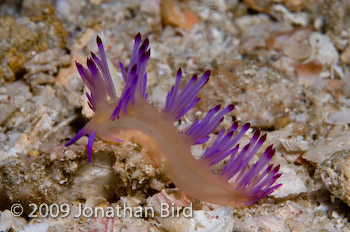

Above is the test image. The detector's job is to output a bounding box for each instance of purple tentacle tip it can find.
[135,32,141,43]
[65,127,86,147]
[96,35,102,45]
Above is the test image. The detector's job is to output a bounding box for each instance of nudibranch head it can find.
[65,33,150,163]
[65,33,282,206]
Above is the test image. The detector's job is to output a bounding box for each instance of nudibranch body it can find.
[65,33,282,207]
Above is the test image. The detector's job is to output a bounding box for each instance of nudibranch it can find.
[65,33,282,206]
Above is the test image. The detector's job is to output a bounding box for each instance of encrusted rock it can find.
[0,4,67,83]
[271,163,309,199]
[279,136,309,153]
[303,133,350,165]
[0,210,28,232]
[0,81,32,127]
[318,150,350,206]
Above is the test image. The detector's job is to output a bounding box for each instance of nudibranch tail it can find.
[65,33,282,206]
[202,127,283,203]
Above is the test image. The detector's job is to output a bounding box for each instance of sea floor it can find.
[0,0,350,231]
